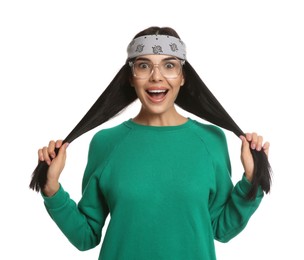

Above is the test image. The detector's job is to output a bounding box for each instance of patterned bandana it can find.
[127,35,187,60]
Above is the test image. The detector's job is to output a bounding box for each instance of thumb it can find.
[58,142,69,157]
[47,142,69,180]
[54,142,69,163]
[240,135,252,159]
[239,135,254,178]
[240,135,249,152]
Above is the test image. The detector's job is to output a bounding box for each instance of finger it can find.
[250,132,258,150]
[55,140,63,149]
[256,135,263,151]
[42,146,52,165]
[245,133,252,142]
[38,148,44,162]
[48,140,56,159]
[263,141,270,156]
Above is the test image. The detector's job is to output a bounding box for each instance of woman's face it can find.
[130,54,185,117]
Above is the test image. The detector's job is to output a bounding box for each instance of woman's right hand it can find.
[38,140,69,197]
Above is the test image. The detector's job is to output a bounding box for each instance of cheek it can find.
[132,80,147,97]
[132,78,144,90]
[170,78,184,91]
[174,74,184,87]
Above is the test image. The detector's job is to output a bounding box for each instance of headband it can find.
[127,35,187,60]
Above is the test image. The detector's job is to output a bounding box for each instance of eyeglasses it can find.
[129,58,185,79]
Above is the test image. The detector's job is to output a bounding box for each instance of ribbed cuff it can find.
[42,184,69,209]
[238,174,264,198]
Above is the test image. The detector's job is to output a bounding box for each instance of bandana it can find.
[127,35,187,60]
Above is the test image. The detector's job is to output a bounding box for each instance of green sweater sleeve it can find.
[42,134,110,251]
[211,175,263,242]
[200,124,264,242]
[43,183,109,251]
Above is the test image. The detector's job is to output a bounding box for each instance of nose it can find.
[150,65,163,81]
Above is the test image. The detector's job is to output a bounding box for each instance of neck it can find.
[132,108,188,126]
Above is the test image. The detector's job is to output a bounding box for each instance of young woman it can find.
[35,26,270,259]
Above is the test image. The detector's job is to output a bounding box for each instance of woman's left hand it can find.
[240,133,270,182]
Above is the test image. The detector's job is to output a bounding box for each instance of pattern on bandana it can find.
[152,45,163,54]
[169,43,178,52]
[135,44,144,53]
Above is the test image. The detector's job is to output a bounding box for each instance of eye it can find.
[164,62,175,69]
[135,62,151,70]
[163,61,179,71]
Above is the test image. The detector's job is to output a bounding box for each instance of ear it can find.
[129,77,134,87]
[180,76,185,87]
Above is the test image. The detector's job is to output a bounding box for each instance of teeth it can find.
[147,89,167,93]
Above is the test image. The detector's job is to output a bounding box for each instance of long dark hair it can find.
[29,26,271,200]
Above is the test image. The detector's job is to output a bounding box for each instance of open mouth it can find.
[146,89,169,99]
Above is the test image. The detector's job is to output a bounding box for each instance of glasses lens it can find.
[132,59,183,79]
[133,61,153,79]
[159,59,182,79]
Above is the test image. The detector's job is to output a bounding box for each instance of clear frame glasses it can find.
[129,58,185,79]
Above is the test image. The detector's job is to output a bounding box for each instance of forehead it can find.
[135,54,177,62]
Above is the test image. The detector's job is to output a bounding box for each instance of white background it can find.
[1,0,303,259]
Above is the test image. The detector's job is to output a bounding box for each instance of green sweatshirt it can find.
[43,119,263,260]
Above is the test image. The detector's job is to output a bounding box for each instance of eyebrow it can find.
[135,57,178,62]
